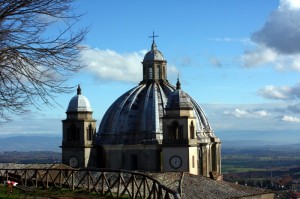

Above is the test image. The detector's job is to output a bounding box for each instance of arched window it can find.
[156,65,160,79]
[190,121,195,139]
[149,66,153,79]
[162,65,165,79]
[170,121,183,140]
[87,124,93,141]
[70,123,79,141]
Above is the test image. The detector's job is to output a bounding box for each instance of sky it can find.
[2,0,300,143]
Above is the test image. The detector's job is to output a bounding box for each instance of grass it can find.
[0,184,109,199]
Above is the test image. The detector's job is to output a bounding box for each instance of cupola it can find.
[141,32,167,83]
[166,78,193,110]
[67,85,93,112]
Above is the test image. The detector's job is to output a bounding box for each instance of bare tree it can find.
[0,0,87,122]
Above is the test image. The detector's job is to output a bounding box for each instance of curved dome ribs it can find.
[152,83,164,139]
[141,83,153,133]
[189,97,209,130]
[97,41,219,144]
[98,93,124,134]
[157,83,170,127]
[120,85,142,134]
[67,92,92,112]
[152,84,159,134]
[99,86,142,134]
[156,83,175,136]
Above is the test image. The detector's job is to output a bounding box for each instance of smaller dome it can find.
[67,85,93,112]
[143,41,165,61]
[166,79,193,109]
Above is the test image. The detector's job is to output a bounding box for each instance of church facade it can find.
[61,39,221,177]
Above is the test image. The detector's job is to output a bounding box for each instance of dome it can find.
[143,41,165,62]
[97,40,218,145]
[67,85,93,112]
[98,81,213,144]
[166,79,193,110]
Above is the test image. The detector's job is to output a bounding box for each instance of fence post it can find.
[46,170,49,189]
[101,172,105,195]
[132,174,135,199]
[5,170,8,182]
[23,170,26,186]
[88,171,91,191]
[59,170,62,187]
[143,177,146,199]
[35,169,38,188]
[71,170,75,190]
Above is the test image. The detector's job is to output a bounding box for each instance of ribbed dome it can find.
[67,85,93,112]
[97,40,218,145]
[143,41,165,61]
[98,81,213,144]
[166,79,193,110]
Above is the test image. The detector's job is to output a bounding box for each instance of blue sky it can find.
[2,0,300,143]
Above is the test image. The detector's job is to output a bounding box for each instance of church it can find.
[61,37,221,177]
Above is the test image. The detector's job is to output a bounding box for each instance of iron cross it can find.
[149,31,159,43]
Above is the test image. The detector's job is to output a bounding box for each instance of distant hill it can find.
[221,140,278,148]
[0,130,300,152]
[216,129,300,146]
[0,135,61,152]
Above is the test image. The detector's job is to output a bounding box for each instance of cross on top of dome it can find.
[143,32,164,62]
[149,31,158,43]
[149,31,159,50]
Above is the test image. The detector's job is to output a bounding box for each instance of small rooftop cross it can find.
[149,31,159,43]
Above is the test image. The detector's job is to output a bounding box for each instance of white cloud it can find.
[282,115,300,123]
[80,47,179,83]
[258,83,300,100]
[243,47,300,71]
[279,0,300,10]
[224,108,269,118]
[242,46,277,67]
[203,103,299,131]
[242,0,300,70]
[291,57,300,71]
[81,48,146,83]
[274,55,300,72]
[257,85,292,100]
